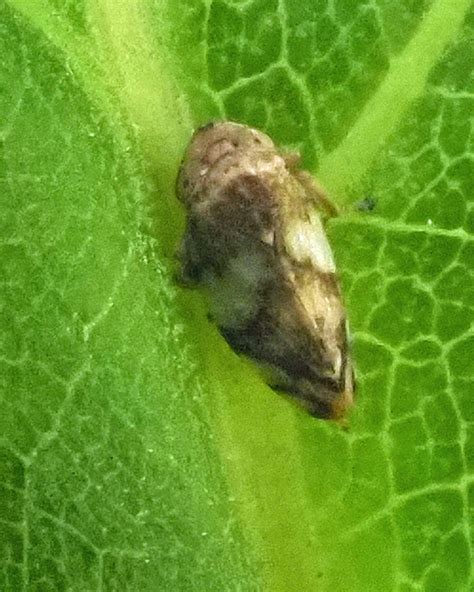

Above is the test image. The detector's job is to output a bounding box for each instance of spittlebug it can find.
[176,121,354,419]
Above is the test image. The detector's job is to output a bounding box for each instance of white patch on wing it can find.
[206,249,271,328]
[285,212,336,273]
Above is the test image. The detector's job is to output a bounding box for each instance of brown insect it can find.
[176,121,354,420]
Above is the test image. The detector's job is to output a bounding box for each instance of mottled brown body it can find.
[177,121,354,419]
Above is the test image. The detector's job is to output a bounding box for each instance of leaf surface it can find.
[1,1,473,590]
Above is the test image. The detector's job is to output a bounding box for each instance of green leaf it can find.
[1,1,472,591]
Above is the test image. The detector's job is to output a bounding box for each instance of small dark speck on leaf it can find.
[356,196,377,212]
